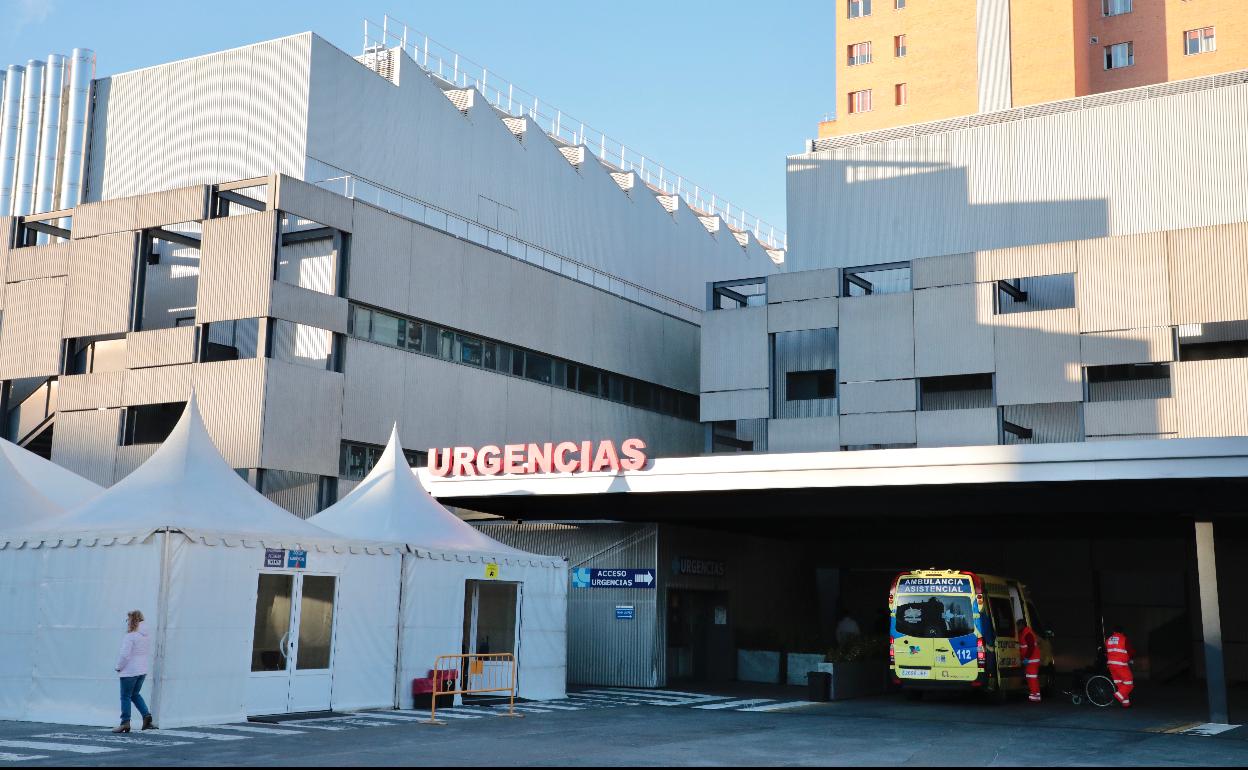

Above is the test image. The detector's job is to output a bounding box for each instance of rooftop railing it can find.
[316,174,702,324]
[361,14,787,253]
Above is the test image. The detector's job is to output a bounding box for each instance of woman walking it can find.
[113,610,156,733]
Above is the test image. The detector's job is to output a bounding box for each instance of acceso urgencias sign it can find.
[429,438,647,477]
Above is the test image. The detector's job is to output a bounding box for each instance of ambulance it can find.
[889,569,1054,700]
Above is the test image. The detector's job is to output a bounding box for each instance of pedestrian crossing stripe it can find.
[693,699,776,710]
[212,724,307,735]
[128,729,247,741]
[35,732,191,747]
[0,754,47,762]
[736,701,819,713]
[0,740,119,754]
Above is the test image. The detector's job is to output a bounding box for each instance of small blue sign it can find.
[571,568,656,589]
[287,550,307,569]
[616,605,635,621]
[265,548,285,568]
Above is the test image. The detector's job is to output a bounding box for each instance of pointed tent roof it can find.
[17,397,336,545]
[0,441,63,530]
[1,439,102,509]
[310,425,547,561]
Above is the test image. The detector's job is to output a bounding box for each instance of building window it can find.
[1185,27,1216,56]
[1086,364,1171,402]
[843,262,911,296]
[848,42,873,66]
[919,374,993,411]
[340,441,427,480]
[123,402,185,446]
[786,370,838,401]
[995,273,1076,314]
[1104,41,1134,70]
[895,82,908,106]
[67,335,127,375]
[1177,321,1248,361]
[895,0,905,8]
[848,89,873,114]
[848,0,872,19]
[895,34,907,57]
[1102,0,1132,16]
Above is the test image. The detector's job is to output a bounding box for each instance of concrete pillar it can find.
[1195,520,1229,724]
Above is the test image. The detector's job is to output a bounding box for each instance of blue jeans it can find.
[119,675,150,723]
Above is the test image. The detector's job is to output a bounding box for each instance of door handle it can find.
[279,631,291,663]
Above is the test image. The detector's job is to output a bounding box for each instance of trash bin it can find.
[807,671,832,702]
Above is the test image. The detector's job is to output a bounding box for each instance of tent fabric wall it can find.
[323,546,402,712]
[1,438,101,510]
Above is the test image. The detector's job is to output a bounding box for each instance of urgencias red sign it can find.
[428,438,647,477]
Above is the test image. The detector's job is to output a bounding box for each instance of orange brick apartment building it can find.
[820,0,1248,137]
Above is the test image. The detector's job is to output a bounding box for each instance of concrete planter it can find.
[736,649,782,684]
[817,660,888,700]
[786,653,826,686]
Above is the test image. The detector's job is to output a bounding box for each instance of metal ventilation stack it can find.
[0,48,95,221]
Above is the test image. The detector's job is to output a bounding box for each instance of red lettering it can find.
[428,448,452,477]
[620,438,648,471]
[503,444,526,475]
[591,440,621,473]
[578,441,593,473]
[554,441,579,473]
[452,446,476,477]
[527,442,554,474]
[476,445,502,475]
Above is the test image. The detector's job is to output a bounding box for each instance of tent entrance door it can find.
[461,580,521,696]
[247,573,339,715]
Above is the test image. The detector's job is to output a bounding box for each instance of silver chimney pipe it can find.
[0,65,24,215]
[12,59,45,216]
[58,48,93,211]
[33,53,67,222]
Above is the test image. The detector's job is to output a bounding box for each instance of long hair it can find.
[127,610,144,633]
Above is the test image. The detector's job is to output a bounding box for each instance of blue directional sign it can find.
[571,568,656,589]
[287,550,307,569]
[616,605,635,620]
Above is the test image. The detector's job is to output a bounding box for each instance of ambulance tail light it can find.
[889,639,895,664]
[976,638,986,668]
[976,593,984,612]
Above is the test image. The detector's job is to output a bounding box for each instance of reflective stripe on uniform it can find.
[1023,659,1040,664]
[1106,648,1128,654]
[1025,674,1038,678]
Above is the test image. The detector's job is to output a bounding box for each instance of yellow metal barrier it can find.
[424,653,522,725]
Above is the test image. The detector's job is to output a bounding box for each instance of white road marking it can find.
[591,688,712,698]
[1182,723,1242,737]
[0,740,119,754]
[693,699,776,710]
[581,689,678,701]
[430,710,483,720]
[35,732,190,747]
[271,720,351,731]
[211,724,307,735]
[736,701,819,713]
[522,702,583,711]
[351,712,428,722]
[134,729,247,741]
[651,697,736,707]
[0,753,48,762]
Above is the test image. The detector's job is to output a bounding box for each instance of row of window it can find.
[847,0,906,20]
[847,84,908,114]
[1105,27,1215,71]
[347,304,699,422]
[847,35,906,67]
[340,440,428,480]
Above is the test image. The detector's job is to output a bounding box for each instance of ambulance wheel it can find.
[905,689,924,701]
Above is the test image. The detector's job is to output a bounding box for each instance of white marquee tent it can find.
[1,438,102,510]
[0,399,401,727]
[310,427,568,706]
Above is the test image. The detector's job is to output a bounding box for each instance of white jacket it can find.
[116,622,151,677]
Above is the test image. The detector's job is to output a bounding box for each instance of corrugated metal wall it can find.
[975,0,1013,113]
[773,327,838,419]
[63,232,138,338]
[0,276,66,379]
[197,211,278,324]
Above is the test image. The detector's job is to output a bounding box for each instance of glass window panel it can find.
[553,360,567,388]
[511,348,525,377]
[577,368,600,396]
[371,312,401,346]
[295,576,336,670]
[438,329,455,360]
[483,342,497,370]
[525,352,552,383]
[458,334,483,366]
[251,574,294,672]
[406,321,423,351]
[349,306,371,338]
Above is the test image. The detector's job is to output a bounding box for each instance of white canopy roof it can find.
[310,426,546,561]
[16,398,337,546]
[1,439,101,509]
[0,441,62,529]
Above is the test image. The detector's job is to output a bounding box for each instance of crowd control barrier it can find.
[423,653,522,725]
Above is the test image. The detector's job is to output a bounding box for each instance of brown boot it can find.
[142,714,156,730]
[112,721,130,733]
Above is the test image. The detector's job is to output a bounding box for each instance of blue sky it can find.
[0,0,834,234]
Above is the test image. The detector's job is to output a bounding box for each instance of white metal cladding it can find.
[112,443,159,483]
[840,379,916,415]
[71,197,139,239]
[767,415,840,453]
[767,269,839,303]
[838,293,915,383]
[993,308,1083,405]
[772,327,838,419]
[701,388,770,422]
[788,79,1248,272]
[701,307,768,392]
[133,186,211,231]
[1172,359,1248,438]
[4,241,70,281]
[1001,402,1084,445]
[86,35,312,201]
[303,39,775,309]
[975,240,1077,283]
[275,175,353,233]
[1076,231,1171,333]
[975,0,1013,113]
[913,283,996,377]
[0,276,66,380]
[1084,398,1178,438]
[121,363,193,406]
[57,371,125,411]
[1168,221,1248,325]
[1080,327,1174,366]
[269,280,348,334]
[192,358,267,468]
[49,407,121,486]
[125,326,197,369]
[913,253,975,289]
[348,200,413,311]
[63,232,138,338]
[196,210,278,324]
[916,408,999,448]
[261,359,342,475]
[839,411,917,446]
[767,297,838,334]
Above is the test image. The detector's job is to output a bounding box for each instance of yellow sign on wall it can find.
[485,562,500,579]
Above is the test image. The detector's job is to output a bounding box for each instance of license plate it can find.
[899,668,930,679]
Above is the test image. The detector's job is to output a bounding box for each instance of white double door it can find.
[248,572,338,715]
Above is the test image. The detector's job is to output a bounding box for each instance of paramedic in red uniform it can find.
[1016,619,1042,703]
[1105,624,1135,708]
